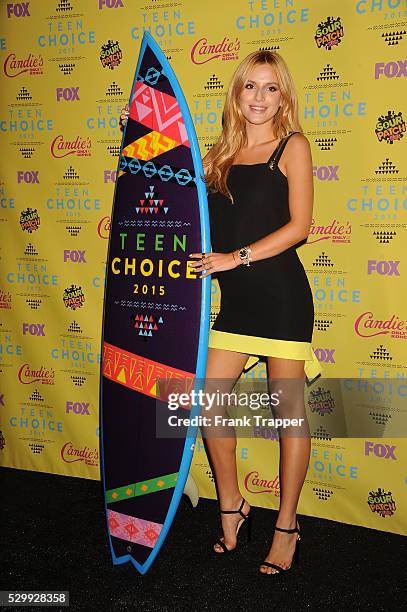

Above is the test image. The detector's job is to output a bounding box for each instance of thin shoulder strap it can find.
[267,131,300,168]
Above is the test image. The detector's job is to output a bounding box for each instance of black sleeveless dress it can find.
[207,132,321,382]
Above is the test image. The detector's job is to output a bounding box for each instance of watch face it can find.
[239,248,248,258]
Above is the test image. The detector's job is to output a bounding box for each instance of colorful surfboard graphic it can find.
[100,32,210,575]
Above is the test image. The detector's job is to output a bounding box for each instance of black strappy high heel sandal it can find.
[213,498,252,554]
[259,521,301,574]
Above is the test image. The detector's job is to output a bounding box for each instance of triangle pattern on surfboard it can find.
[129,81,190,146]
[136,100,152,122]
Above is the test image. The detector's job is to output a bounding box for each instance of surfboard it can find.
[99,31,210,575]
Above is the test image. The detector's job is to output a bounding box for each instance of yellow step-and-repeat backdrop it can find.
[0,0,406,535]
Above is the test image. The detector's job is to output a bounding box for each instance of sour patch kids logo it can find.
[100,40,122,69]
[368,488,396,517]
[20,208,40,233]
[63,284,85,310]
[375,110,405,143]
[315,16,344,50]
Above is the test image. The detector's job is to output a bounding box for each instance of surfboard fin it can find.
[183,473,199,508]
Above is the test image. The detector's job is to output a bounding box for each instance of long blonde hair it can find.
[203,50,302,202]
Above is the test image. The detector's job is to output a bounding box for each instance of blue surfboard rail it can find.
[99,31,211,575]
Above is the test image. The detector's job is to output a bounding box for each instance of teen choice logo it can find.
[375,110,406,144]
[63,284,85,310]
[367,488,396,518]
[100,40,122,69]
[20,207,40,233]
[315,16,344,50]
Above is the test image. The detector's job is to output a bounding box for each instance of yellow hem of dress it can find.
[208,329,322,383]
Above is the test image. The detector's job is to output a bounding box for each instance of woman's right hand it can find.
[120,104,129,129]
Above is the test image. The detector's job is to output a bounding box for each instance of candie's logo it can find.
[368,488,396,517]
[375,110,406,143]
[100,40,122,69]
[3,52,43,77]
[18,364,55,385]
[51,135,91,158]
[308,218,351,244]
[354,312,406,339]
[0,289,12,310]
[20,207,40,233]
[97,216,111,239]
[61,442,99,466]
[244,471,280,496]
[63,284,85,310]
[191,36,240,65]
[315,16,344,50]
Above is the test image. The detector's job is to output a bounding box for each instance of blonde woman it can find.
[120,50,321,575]
[188,50,322,575]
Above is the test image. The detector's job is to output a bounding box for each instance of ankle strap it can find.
[220,497,247,519]
[275,526,299,534]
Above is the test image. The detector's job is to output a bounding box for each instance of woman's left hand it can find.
[188,251,238,279]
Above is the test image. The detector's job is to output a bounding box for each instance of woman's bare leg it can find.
[201,347,250,552]
[260,357,309,574]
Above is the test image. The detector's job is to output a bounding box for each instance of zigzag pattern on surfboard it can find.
[103,341,195,399]
[122,130,179,162]
[129,81,190,146]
